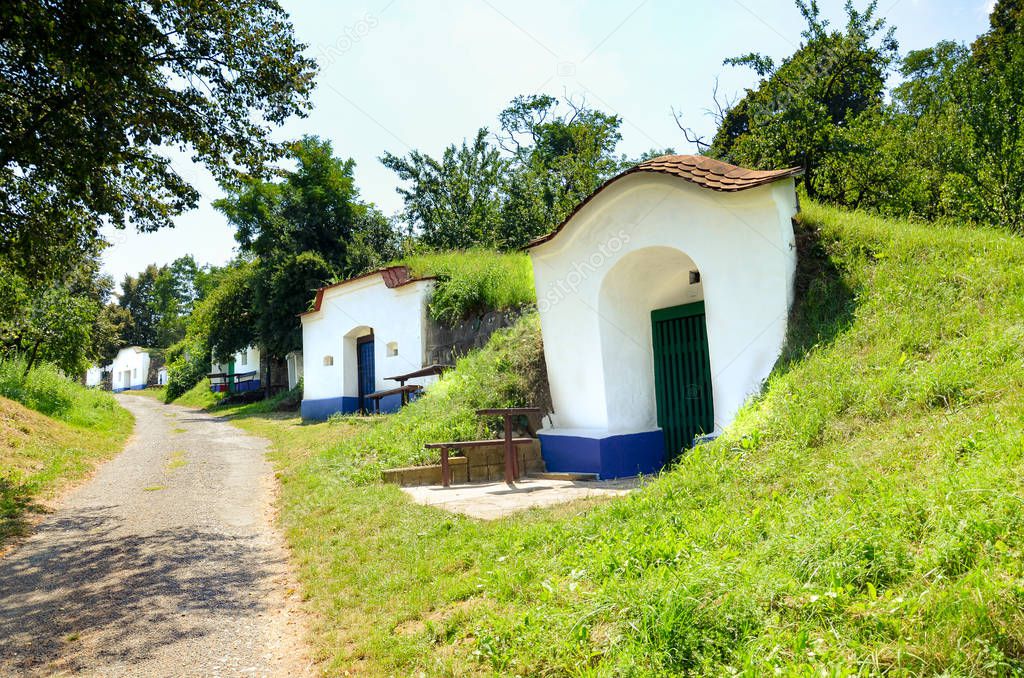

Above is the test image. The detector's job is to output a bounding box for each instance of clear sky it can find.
[99,0,994,286]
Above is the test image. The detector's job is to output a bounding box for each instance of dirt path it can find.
[0,395,312,677]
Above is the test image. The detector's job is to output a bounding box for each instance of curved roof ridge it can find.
[300,265,436,317]
[526,155,801,249]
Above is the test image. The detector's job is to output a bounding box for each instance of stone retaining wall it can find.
[424,309,521,366]
[381,440,545,486]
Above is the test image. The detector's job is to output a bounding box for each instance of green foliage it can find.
[702,0,1024,232]
[381,129,506,250]
[0,0,317,288]
[383,94,628,250]
[215,136,402,361]
[709,0,898,198]
[0,253,116,375]
[397,249,535,324]
[164,261,257,399]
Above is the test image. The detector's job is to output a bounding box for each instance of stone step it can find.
[529,472,600,482]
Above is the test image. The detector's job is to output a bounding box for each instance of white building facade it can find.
[85,365,104,388]
[300,266,438,420]
[528,155,800,478]
[209,345,261,393]
[110,347,151,393]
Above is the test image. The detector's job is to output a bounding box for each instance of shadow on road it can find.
[0,505,281,674]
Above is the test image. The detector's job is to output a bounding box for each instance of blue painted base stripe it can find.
[539,430,665,479]
[301,396,360,420]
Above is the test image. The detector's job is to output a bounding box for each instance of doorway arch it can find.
[597,246,710,449]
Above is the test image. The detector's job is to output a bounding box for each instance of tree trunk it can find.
[24,339,41,376]
[264,354,272,399]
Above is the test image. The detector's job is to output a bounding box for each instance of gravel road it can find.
[0,395,312,677]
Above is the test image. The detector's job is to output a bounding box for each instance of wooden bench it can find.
[425,407,542,486]
[364,384,422,413]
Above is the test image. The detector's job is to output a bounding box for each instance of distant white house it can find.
[157,366,169,386]
[300,266,439,420]
[209,345,261,393]
[85,365,104,388]
[110,347,152,393]
[285,350,303,390]
[527,155,801,478]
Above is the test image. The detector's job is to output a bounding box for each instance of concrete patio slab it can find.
[401,476,642,520]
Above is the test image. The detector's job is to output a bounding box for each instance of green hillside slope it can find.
[0,362,133,544]
[231,201,1024,675]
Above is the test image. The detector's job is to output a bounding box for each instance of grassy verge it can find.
[120,386,167,401]
[220,202,1024,675]
[0,361,133,544]
[169,377,225,409]
[397,249,535,323]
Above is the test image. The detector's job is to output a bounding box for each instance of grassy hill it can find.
[221,201,1024,675]
[0,362,133,544]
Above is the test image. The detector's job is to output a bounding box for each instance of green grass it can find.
[220,202,1024,675]
[0,360,133,544]
[121,385,167,401]
[170,377,225,409]
[396,249,535,323]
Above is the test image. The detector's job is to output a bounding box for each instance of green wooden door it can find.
[651,301,714,459]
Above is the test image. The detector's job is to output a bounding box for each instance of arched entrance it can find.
[598,246,713,459]
[343,326,374,412]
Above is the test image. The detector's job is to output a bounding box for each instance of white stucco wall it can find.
[210,345,260,375]
[285,351,303,390]
[110,347,151,391]
[530,173,798,436]
[85,366,103,388]
[301,278,437,402]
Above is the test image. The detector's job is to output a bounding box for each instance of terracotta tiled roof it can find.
[526,155,801,249]
[300,266,434,317]
[634,155,802,191]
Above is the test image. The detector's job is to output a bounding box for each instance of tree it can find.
[381,129,507,249]
[497,95,624,241]
[952,0,1024,231]
[214,137,398,390]
[0,253,114,375]
[382,95,626,250]
[117,265,161,347]
[0,0,317,286]
[702,0,898,199]
[165,261,257,400]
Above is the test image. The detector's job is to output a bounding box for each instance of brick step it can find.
[529,472,600,482]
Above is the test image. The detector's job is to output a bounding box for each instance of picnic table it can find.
[425,406,542,486]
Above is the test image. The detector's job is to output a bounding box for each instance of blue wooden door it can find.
[357,336,375,412]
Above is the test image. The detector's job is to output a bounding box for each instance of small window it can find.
[323,355,334,366]
[387,342,399,357]
[132,369,137,379]
[240,351,247,366]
